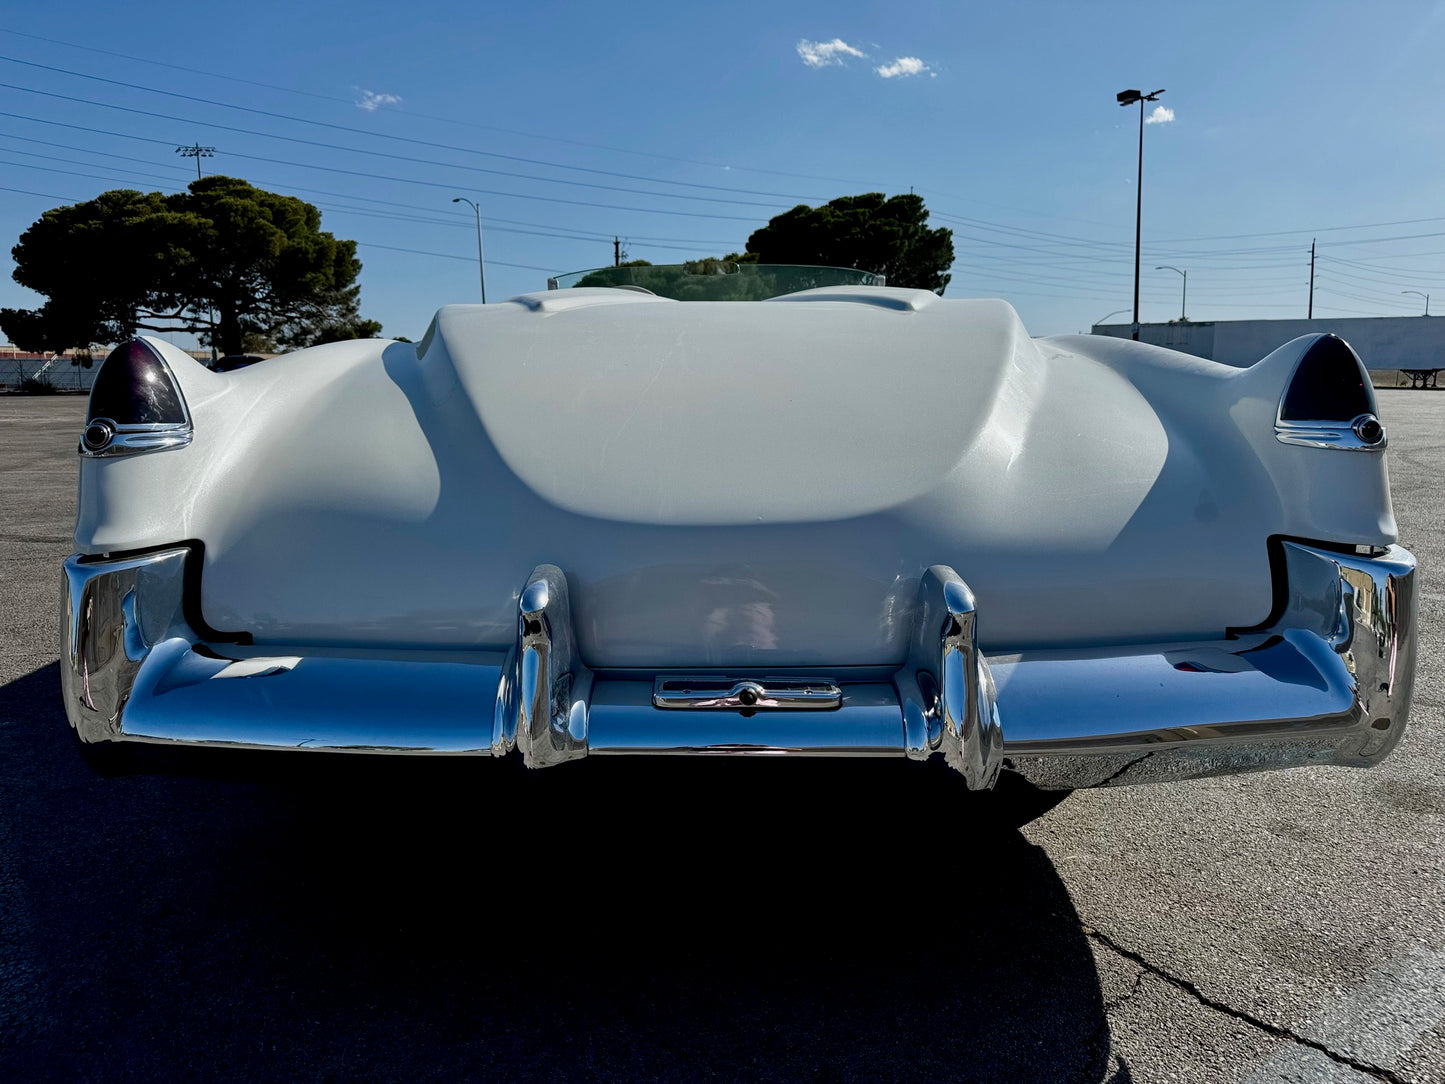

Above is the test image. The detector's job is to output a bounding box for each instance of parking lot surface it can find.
[2,392,1443,1082]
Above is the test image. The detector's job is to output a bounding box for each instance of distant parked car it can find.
[60,264,1417,827]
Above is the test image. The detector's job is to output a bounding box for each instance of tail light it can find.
[1274,334,1385,451]
[79,339,192,457]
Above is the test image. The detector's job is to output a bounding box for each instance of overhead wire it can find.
[0,59,819,206]
[0,128,742,247]
[0,140,741,253]
[0,108,765,222]
[0,63,1440,318]
[0,25,900,190]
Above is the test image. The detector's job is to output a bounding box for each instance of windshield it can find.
[546,261,885,301]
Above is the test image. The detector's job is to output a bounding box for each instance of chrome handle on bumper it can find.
[652,678,842,711]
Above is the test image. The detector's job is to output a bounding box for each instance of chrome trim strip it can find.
[1275,414,1387,452]
[78,422,193,458]
[892,565,1004,789]
[652,677,842,711]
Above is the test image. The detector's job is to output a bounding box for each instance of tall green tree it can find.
[1,177,381,355]
[745,193,954,294]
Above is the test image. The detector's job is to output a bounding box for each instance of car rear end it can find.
[62,290,1417,791]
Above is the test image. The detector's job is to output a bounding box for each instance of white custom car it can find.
[61,263,1417,823]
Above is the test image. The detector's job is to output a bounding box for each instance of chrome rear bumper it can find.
[61,541,1416,790]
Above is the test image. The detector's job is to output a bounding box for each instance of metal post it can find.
[1155,265,1187,321]
[1133,100,1144,341]
[451,197,487,303]
[1309,239,1316,319]
[1118,88,1164,341]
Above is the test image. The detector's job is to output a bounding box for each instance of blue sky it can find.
[3,0,1445,341]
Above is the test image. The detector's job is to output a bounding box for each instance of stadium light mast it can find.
[1403,290,1430,316]
[175,143,215,179]
[1156,265,1187,321]
[451,197,487,304]
[1117,88,1165,341]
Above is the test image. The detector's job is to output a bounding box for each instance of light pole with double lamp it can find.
[1117,87,1165,340]
[1156,265,1187,321]
[452,197,487,303]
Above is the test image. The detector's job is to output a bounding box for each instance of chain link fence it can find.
[0,357,99,392]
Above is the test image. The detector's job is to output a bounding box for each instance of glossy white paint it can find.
[73,289,1397,667]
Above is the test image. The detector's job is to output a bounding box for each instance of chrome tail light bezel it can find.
[1274,334,1386,452]
[79,339,193,458]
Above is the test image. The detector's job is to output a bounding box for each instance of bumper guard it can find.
[61,541,1416,789]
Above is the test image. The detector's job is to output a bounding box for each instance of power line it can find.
[8,84,1441,272]
[0,151,684,252]
[0,81,793,211]
[354,242,555,273]
[0,55,826,204]
[0,25,899,190]
[0,141,741,253]
[0,108,765,221]
[9,37,1445,269]
[0,129,743,247]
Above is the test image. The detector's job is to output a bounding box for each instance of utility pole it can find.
[614,237,621,267]
[1308,238,1316,319]
[175,143,215,179]
[1116,88,1166,341]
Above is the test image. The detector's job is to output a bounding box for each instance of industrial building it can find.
[1093,315,1445,384]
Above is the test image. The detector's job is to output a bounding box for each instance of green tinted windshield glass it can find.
[547,262,885,301]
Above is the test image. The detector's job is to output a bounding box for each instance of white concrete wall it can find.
[1092,316,1445,370]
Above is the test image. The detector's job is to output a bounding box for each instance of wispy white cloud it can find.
[876,56,932,79]
[355,89,403,113]
[1145,104,1175,124]
[797,38,866,67]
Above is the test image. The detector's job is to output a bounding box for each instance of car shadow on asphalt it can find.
[3,662,1129,1082]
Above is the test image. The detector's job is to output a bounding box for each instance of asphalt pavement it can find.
[2,392,1442,1083]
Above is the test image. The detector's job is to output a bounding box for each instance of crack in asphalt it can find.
[1085,927,1409,1083]
[1081,964,1148,1083]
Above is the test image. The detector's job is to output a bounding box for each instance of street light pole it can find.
[1117,88,1165,341]
[1094,308,1131,328]
[1403,290,1430,316]
[1156,265,1187,321]
[451,197,487,303]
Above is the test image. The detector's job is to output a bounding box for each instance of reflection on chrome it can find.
[1275,415,1388,452]
[78,420,193,458]
[60,541,1416,790]
[514,564,592,768]
[893,565,1004,789]
[653,677,842,711]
